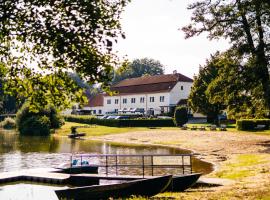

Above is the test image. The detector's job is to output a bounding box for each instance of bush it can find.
[174,106,188,127]
[237,119,270,130]
[64,115,175,127]
[16,103,64,135]
[0,117,16,129]
[19,115,51,135]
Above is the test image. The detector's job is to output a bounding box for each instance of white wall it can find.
[83,81,193,115]
[103,92,170,115]
[83,106,104,115]
[169,82,192,105]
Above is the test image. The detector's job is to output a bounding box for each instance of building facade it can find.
[84,73,193,115]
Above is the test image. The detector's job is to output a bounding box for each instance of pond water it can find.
[0,129,213,200]
[0,183,65,200]
[0,129,212,174]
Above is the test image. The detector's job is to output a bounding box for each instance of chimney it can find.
[173,70,177,74]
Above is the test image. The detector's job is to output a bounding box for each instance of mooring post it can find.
[182,155,185,174]
[151,155,154,176]
[105,155,108,175]
[142,155,145,178]
[190,155,192,174]
[116,155,118,176]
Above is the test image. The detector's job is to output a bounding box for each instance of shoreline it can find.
[90,129,270,199]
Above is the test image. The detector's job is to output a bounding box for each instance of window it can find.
[107,99,111,104]
[150,97,155,102]
[131,98,136,103]
[98,110,102,114]
[123,98,127,104]
[115,99,119,104]
[93,110,96,114]
[181,86,184,90]
[140,97,145,103]
[115,109,118,113]
[160,96,165,102]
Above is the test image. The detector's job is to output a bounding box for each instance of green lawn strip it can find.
[55,122,178,137]
[212,154,269,180]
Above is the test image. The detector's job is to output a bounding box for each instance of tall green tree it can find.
[0,0,129,110]
[113,58,165,84]
[183,0,270,112]
[188,52,225,123]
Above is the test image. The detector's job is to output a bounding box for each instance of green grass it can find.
[55,122,178,137]
[213,154,269,180]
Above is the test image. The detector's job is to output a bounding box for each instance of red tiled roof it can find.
[110,73,193,95]
[113,73,193,87]
[86,93,104,107]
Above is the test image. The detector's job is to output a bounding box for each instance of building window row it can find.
[107,96,165,104]
[91,110,102,114]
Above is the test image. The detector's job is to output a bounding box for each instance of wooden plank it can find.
[72,174,159,180]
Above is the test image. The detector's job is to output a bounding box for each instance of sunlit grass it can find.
[213,154,269,180]
[55,122,178,137]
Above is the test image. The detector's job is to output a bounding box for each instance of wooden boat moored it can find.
[55,175,172,200]
[167,173,202,192]
[68,133,86,139]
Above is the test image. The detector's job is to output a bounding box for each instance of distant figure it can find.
[71,127,77,135]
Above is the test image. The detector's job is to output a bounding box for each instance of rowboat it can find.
[68,133,86,139]
[167,173,201,192]
[55,175,172,200]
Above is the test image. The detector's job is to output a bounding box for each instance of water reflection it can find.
[0,183,66,200]
[0,129,213,174]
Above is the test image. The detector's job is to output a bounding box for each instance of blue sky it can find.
[115,0,229,78]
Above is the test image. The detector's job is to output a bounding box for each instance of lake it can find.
[0,129,213,199]
[0,129,212,174]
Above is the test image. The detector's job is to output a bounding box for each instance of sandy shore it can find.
[94,129,270,165]
[93,129,270,199]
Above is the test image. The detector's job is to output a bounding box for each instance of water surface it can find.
[0,129,212,174]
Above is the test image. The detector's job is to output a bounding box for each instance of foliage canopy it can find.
[0,0,129,110]
[113,58,165,84]
[183,0,270,117]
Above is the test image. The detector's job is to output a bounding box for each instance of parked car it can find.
[99,115,109,119]
[106,116,118,119]
[115,116,130,120]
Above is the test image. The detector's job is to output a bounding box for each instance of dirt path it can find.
[93,130,270,199]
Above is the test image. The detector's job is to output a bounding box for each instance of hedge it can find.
[237,119,270,130]
[63,115,175,127]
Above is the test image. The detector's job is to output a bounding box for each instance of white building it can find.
[84,73,193,115]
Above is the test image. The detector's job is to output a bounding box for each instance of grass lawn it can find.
[128,153,270,200]
[55,122,179,137]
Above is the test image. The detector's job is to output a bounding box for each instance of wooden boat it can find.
[68,133,86,139]
[166,173,202,192]
[55,175,172,200]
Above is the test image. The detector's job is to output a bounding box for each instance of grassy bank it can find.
[56,121,270,199]
[55,122,178,137]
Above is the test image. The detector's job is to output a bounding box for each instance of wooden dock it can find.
[0,168,155,186]
[0,168,70,184]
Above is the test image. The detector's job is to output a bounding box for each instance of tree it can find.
[188,52,225,123]
[183,0,270,113]
[174,106,188,127]
[0,0,129,110]
[113,58,165,83]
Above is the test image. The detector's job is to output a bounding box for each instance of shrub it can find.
[0,117,16,129]
[16,103,64,135]
[63,115,175,127]
[19,115,51,135]
[237,119,270,130]
[174,106,188,127]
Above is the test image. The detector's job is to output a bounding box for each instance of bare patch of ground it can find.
[93,130,270,199]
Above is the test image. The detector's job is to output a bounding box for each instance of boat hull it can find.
[167,173,201,192]
[55,175,172,200]
[68,133,86,139]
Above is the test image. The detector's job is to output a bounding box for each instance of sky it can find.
[115,0,230,78]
